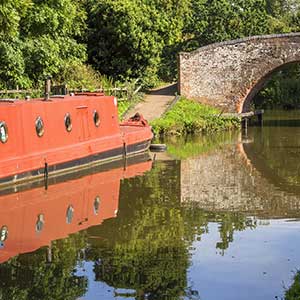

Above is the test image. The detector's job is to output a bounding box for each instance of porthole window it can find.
[66,205,74,224]
[0,226,8,242]
[36,214,45,233]
[93,110,100,127]
[35,117,44,137]
[64,113,72,132]
[93,196,100,215]
[0,122,8,143]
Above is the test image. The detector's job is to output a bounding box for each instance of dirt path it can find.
[123,83,177,121]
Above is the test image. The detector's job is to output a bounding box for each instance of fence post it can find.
[44,76,51,101]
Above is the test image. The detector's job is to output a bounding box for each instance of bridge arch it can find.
[241,61,299,112]
[179,33,300,113]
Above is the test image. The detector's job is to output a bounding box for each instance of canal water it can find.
[0,110,300,300]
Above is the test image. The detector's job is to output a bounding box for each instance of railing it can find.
[68,79,142,101]
[0,79,142,101]
[0,79,143,120]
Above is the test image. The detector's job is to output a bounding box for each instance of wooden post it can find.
[46,244,52,263]
[62,84,68,95]
[44,76,51,100]
[242,117,248,136]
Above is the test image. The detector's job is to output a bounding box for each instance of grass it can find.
[150,97,240,136]
[117,91,144,120]
[118,100,131,118]
[285,271,300,300]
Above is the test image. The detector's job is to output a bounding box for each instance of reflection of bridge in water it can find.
[0,154,152,263]
[180,133,300,218]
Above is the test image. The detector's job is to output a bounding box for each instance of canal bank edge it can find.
[150,97,240,136]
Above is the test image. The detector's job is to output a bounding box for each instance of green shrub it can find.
[151,98,240,136]
[55,62,102,91]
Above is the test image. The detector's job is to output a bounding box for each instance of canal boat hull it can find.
[0,93,153,188]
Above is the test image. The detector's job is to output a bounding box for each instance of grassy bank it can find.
[151,98,240,136]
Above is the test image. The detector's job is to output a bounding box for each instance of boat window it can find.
[35,117,44,137]
[0,226,8,242]
[93,110,100,127]
[64,113,72,132]
[93,196,100,215]
[66,205,74,224]
[0,122,8,143]
[36,214,45,233]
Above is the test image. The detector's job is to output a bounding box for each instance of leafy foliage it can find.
[0,0,87,89]
[184,0,269,50]
[86,0,190,85]
[0,39,30,88]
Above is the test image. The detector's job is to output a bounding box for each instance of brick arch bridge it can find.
[178,33,300,113]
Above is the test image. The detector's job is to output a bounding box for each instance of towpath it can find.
[123,83,177,121]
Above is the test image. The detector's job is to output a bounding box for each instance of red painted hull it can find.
[0,154,152,263]
[0,94,153,186]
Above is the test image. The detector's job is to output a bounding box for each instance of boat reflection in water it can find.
[0,153,152,264]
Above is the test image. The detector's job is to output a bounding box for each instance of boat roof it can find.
[0,93,112,106]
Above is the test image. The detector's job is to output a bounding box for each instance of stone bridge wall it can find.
[179,33,300,113]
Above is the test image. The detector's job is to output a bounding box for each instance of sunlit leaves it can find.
[0,0,32,39]
[184,0,269,48]
[0,0,87,88]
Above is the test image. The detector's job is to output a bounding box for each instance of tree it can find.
[183,0,269,50]
[87,0,190,85]
[0,0,87,88]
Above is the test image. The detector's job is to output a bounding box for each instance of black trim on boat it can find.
[0,139,152,194]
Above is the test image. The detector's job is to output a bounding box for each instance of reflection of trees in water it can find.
[214,212,256,254]
[86,161,256,299]
[0,233,87,300]
[183,206,257,254]
[245,121,300,190]
[87,161,189,299]
[91,207,189,300]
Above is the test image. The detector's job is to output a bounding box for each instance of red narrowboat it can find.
[0,153,152,263]
[0,91,153,188]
